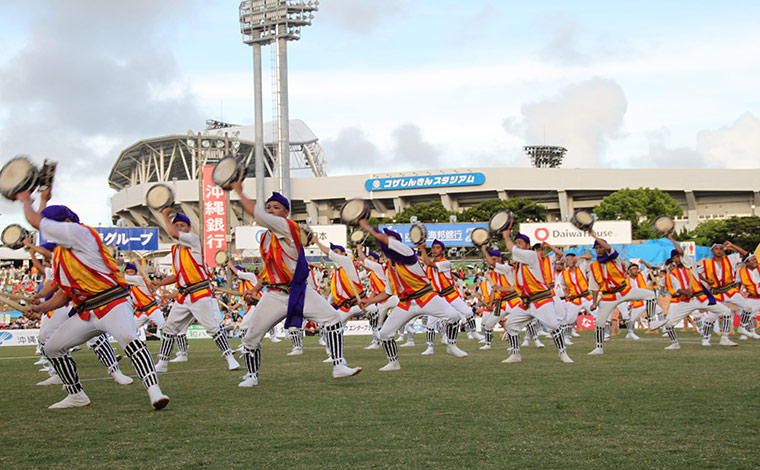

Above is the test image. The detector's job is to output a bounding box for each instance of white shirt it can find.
[384,238,426,296]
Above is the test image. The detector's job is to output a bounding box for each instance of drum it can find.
[0,156,39,201]
[652,215,675,236]
[214,250,229,266]
[470,227,490,247]
[212,156,245,190]
[339,199,371,226]
[488,210,514,234]
[409,223,427,245]
[299,223,314,247]
[38,159,57,189]
[1,224,30,250]
[349,229,367,245]
[570,209,596,231]
[145,184,174,211]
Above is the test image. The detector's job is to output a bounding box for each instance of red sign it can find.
[202,165,226,267]
[576,314,596,330]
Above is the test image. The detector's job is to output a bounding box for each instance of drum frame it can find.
[339,199,371,226]
[409,223,427,246]
[570,209,596,232]
[652,215,675,236]
[1,224,31,250]
[0,156,40,201]
[470,227,490,247]
[299,223,315,247]
[349,229,368,245]
[214,250,230,266]
[212,156,244,190]
[145,184,175,211]
[488,210,514,234]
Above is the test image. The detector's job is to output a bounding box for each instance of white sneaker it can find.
[502,354,522,363]
[626,331,641,340]
[225,354,241,370]
[49,391,91,409]
[665,343,681,350]
[234,344,244,354]
[604,335,611,341]
[286,348,304,356]
[111,370,134,385]
[333,363,362,379]
[739,335,748,341]
[571,331,581,337]
[661,333,669,337]
[537,330,550,337]
[445,344,468,358]
[238,374,258,387]
[701,339,711,347]
[268,336,282,343]
[364,343,380,350]
[420,346,435,356]
[318,338,327,346]
[468,331,485,341]
[534,340,545,349]
[155,360,169,373]
[147,384,170,410]
[323,357,333,363]
[521,338,530,347]
[587,347,604,355]
[559,352,574,363]
[39,366,51,373]
[33,358,46,365]
[37,375,62,386]
[169,354,188,363]
[719,337,738,347]
[379,361,401,372]
[565,338,574,346]
[479,344,492,350]
[399,341,416,348]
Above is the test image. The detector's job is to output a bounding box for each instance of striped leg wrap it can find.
[324,323,346,366]
[484,328,493,346]
[91,334,119,373]
[740,311,752,329]
[665,326,678,344]
[48,353,82,395]
[595,326,605,349]
[720,315,731,334]
[382,339,398,363]
[239,328,247,340]
[288,328,303,349]
[507,332,520,355]
[626,319,636,331]
[368,310,379,330]
[526,321,538,340]
[212,328,233,356]
[124,340,158,388]
[645,298,657,319]
[604,321,611,338]
[466,316,477,332]
[702,321,715,341]
[425,327,435,346]
[158,333,176,361]
[176,333,188,354]
[445,321,459,344]
[243,346,261,379]
[551,328,566,354]
[406,322,416,342]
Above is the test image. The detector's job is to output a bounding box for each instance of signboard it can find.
[379,223,487,247]
[95,228,159,251]
[679,241,696,258]
[518,221,632,245]
[365,172,485,192]
[234,224,348,257]
[202,165,227,267]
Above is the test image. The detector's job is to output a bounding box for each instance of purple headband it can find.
[377,228,417,265]
[593,239,606,248]
[173,213,191,226]
[124,263,138,272]
[330,243,346,254]
[266,191,290,211]
[40,205,79,223]
[235,265,246,271]
[368,251,380,260]
[40,242,57,252]
[513,232,530,245]
[432,239,445,249]
[383,228,402,241]
[487,249,502,258]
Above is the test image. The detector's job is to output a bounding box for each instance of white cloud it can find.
[697,112,760,168]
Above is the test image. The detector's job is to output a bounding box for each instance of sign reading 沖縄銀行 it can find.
[94,228,159,251]
[365,172,485,191]
[518,221,632,245]
[379,223,488,247]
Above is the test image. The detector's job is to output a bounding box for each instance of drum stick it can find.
[0,294,32,316]
[215,286,243,297]
[3,292,35,303]
[131,257,156,294]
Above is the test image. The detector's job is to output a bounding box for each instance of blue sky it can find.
[0,1,759,226]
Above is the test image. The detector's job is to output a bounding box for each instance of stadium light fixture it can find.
[523,145,567,168]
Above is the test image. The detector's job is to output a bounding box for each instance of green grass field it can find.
[1,330,759,470]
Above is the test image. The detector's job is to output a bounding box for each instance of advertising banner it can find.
[95,228,159,251]
[379,223,488,247]
[365,172,485,191]
[202,165,227,267]
[518,221,632,245]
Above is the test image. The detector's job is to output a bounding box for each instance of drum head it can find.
[574,210,594,226]
[1,224,26,249]
[653,216,674,235]
[409,223,427,245]
[340,199,369,225]
[212,157,243,189]
[349,230,366,244]
[470,227,490,246]
[214,250,229,266]
[299,224,314,246]
[0,157,37,200]
[488,210,513,233]
[146,184,173,210]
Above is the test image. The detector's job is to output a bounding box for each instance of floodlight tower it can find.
[239,0,318,201]
[523,145,567,168]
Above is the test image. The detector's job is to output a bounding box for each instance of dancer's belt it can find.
[567,290,591,301]
[75,285,130,313]
[337,291,366,309]
[438,285,456,297]
[603,282,628,295]
[136,299,157,313]
[499,291,519,302]
[399,285,434,302]
[247,297,260,306]
[177,280,211,296]
[690,290,708,298]
[711,283,736,295]
[264,282,291,294]
[521,289,553,306]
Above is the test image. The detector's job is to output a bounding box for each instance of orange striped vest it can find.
[130,283,158,317]
[171,242,211,303]
[514,262,552,308]
[590,259,631,301]
[258,220,302,285]
[426,258,459,302]
[738,267,760,298]
[665,267,707,303]
[330,267,363,311]
[702,257,739,300]
[562,267,591,305]
[386,260,436,311]
[629,273,649,308]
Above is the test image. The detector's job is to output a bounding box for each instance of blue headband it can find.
[173,213,191,225]
[330,243,346,254]
[514,232,530,245]
[670,249,680,258]
[40,205,79,223]
[487,249,502,258]
[432,239,445,249]
[266,191,290,211]
[40,242,57,252]
[124,263,138,272]
[368,250,380,260]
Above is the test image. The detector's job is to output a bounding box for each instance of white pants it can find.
[240,305,257,331]
[376,295,399,325]
[719,292,751,314]
[617,303,658,324]
[448,296,473,321]
[134,309,166,331]
[38,305,73,345]
[747,298,760,315]
[596,288,655,325]
[553,295,567,324]
[163,296,223,336]
[241,288,340,349]
[505,302,559,334]
[564,297,596,324]
[43,302,138,358]
[378,296,459,341]
[338,304,368,324]
[482,303,521,330]
[665,299,730,328]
